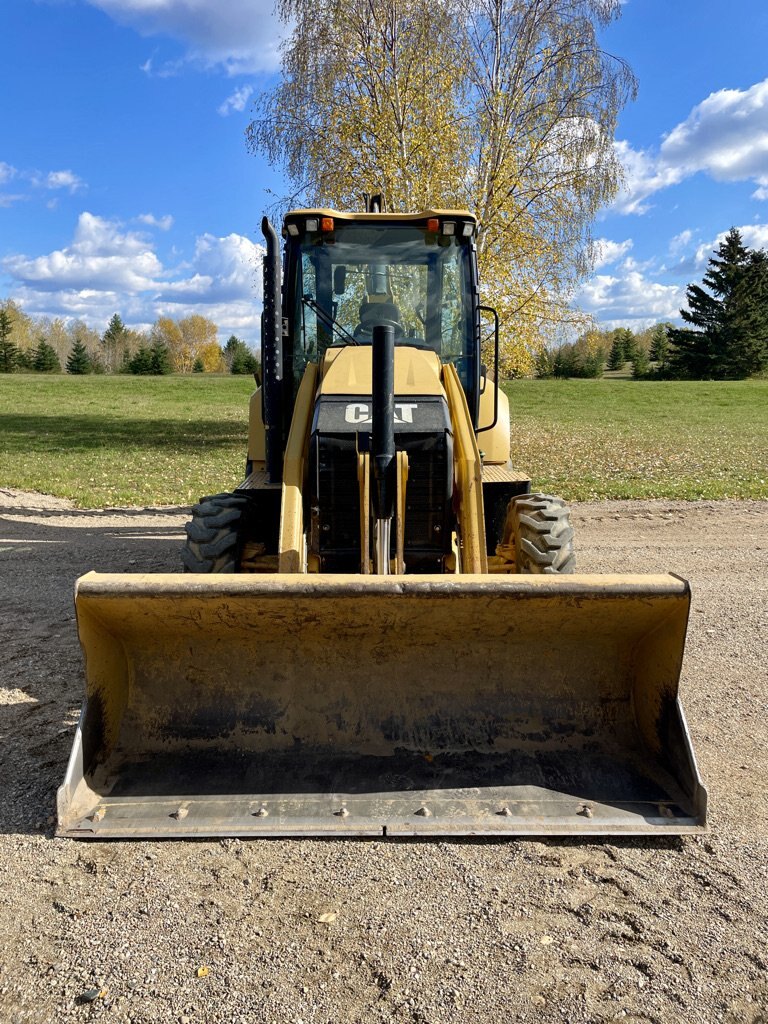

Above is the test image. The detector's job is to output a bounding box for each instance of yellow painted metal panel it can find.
[442,363,487,572]
[320,345,443,397]
[478,382,511,464]
[278,363,318,573]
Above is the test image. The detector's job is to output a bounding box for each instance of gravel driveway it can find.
[0,491,766,1024]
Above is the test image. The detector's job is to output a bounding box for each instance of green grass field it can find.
[502,378,768,500]
[1,374,766,506]
[0,374,255,507]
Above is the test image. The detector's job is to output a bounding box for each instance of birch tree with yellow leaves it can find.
[248,0,635,375]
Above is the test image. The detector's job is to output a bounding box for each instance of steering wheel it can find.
[368,317,403,334]
[356,318,405,340]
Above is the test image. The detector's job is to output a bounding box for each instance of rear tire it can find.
[503,493,575,573]
[181,491,250,573]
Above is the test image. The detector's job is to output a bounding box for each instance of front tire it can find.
[501,493,576,573]
[181,491,250,573]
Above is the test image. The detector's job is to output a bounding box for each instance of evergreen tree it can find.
[231,348,260,375]
[192,357,205,373]
[649,323,671,366]
[66,338,93,375]
[0,309,20,372]
[619,327,638,362]
[729,249,768,377]
[225,334,260,375]
[631,350,649,379]
[669,228,768,378]
[534,348,555,379]
[223,334,244,370]
[150,337,172,375]
[607,333,626,370]
[32,338,61,372]
[102,313,129,373]
[552,345,577,378]
[128,345,154,375]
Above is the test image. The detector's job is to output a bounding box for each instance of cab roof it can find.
[284,208,477,225]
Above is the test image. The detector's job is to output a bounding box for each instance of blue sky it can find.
[1,0,768,346]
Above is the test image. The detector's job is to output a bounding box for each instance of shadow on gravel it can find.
[0,509,186,838]
[1,503,191,518]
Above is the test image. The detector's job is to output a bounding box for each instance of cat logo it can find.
[344,402,418,425]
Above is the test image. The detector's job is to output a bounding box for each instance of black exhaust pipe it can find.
[371,324,395,572]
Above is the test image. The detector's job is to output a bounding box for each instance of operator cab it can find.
[279,210,481,426]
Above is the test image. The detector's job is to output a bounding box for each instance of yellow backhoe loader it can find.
[57,200,707,838]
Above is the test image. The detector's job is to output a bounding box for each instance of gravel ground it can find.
[0,490,766,1024]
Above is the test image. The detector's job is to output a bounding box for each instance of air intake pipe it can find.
[371,324,395,574]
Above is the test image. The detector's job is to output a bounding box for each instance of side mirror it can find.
[477,306,499,434]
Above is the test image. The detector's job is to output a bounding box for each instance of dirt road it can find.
[0,492,766,1024]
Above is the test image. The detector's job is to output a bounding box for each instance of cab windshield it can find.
[291,222,474,389]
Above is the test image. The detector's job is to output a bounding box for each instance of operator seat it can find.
[354,299,404,340]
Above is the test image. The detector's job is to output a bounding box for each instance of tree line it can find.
[537,228,768,381]
[535,323,671,380]
[0,303,260,377]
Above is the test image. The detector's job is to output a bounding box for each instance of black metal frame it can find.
[476,304,499,434]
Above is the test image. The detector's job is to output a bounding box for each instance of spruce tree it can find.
[231,348,259,375]
[729,249,768,377]
[620,328,638,362]
[631,350,649,379]
[225,335,259,374]
[128,345,153,375]
[0,309,20,372]
[102,313,128,373]
[669,228,768,378]
[649,323,671,366]
[608,333,626,370]
[534,348,555,379]
[33,338,61,372]
[66,338,92,374]
[150,338,171,375]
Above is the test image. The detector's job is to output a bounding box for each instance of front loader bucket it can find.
[57,573,707,838]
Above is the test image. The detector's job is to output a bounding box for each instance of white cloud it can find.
[42,170,86,192]
[575,269,685,325]
[157,232,263,305]
[612,140,684,215]
[669,230,693,257]
[218,84,254,116]
[0,162,86,205]
[137,212,174,230]
[0,161,17,184]
[86,0,285,74]
[0,193,26,208]
[661,80,768,182]
[592,237,633,269]
[2,212,264,344]
[4,213,162,292]
[614,77,768,214]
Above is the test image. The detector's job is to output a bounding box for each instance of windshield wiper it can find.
[302,295,358,347]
